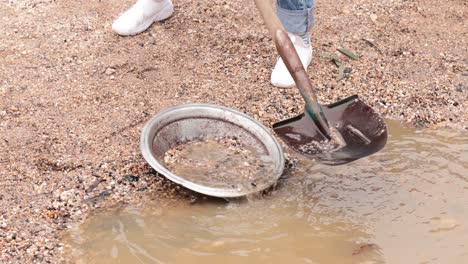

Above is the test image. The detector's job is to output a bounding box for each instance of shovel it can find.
[254,0,387,165]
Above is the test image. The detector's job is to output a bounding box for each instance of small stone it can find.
[123,174,139,182]
[370,14,378,23]
[454,83,465,92]
[45,243,55,250]
[430,218,459,232]
[105,68,116,75]
[52,201,62,209]
[59,189,75,202]
[27,245,38,255]
[6,233,16,240]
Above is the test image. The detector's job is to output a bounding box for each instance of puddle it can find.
[65,120,468,263]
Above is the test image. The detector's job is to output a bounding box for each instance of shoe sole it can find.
[272,82,296,89]
[116,2,174,36]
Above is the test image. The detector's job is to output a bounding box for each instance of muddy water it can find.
[65,121,468,263]
[163,137,276,191]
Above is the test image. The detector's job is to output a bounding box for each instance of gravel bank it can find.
[0,0,466,262]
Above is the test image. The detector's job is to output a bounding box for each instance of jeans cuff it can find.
[276,6,314,34]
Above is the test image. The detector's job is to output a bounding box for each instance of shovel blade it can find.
[273,95,387,165]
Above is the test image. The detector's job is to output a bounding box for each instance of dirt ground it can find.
[0,0,466,262]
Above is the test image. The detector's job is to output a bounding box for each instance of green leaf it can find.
[337,48,360,60]
[336,60,345,81]
[322,52,345,80]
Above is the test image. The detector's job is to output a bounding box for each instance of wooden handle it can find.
[253,0,284,39]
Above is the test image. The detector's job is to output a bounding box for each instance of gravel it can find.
[163,136,275,191]
[0,0,466,262]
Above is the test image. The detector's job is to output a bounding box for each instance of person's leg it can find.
[271,0,314,88]
[112,0,174,36]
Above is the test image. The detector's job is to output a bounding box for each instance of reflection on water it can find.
[65,120,468,264]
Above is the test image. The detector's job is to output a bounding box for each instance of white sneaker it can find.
[112,0,174,36]
[271,33,313,88]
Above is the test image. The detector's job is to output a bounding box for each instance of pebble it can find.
[105,68,116,75]
[6,233,16,240]
[26,245,38,255]
[59,189,76,202]
[430,217,459,233]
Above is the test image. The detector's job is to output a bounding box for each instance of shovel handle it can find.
[274,31,330,137]
[253,0,331,137]
[253,0,285,39]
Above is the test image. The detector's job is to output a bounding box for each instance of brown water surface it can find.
[65,121,468,263]
[163,137,276,192]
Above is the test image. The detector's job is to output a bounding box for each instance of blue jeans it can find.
[277,0,314,34]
